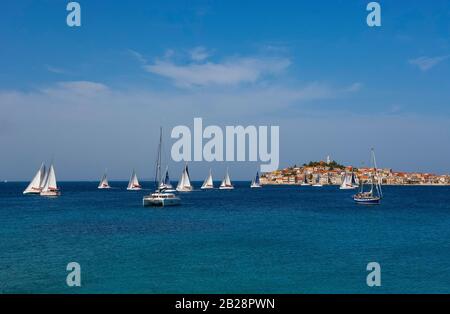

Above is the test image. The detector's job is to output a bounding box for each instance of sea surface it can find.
[1,182,450,293]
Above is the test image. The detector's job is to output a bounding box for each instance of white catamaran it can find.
[98,171,111,189]
[201,169,214,189]
[127,169,142,191]
[23,163,46,195]
[219,168,234,190]
[143,128,180,207]
[40,163,61,197]
[176,164,193,192]
[250,171,262,188]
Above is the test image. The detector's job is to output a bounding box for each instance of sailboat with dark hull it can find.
[353,149,383,205]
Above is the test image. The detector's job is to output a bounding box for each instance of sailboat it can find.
[23,163,46,195]
[201,169,214,189]
[40,163,61,197]
[353,149,383,205]
[176,163,193,192]
[143,128,180,206]
[98,171,111,189]
[127,169,142,191]
[312,174,323,187]
[250,171,262,188]
[340,171,358,190]
[159,166,176,192]
[219,168,234,190]
[301,174,310,186]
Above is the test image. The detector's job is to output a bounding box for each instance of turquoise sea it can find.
[1,182,450,293]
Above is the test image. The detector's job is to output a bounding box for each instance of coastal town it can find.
[260,157,450,186]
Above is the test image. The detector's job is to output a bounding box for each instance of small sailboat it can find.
[176,163,193,192]
[219,168,234,190]
[23,163,46,195]
[353,149,383,205]
[40,163,61,197]
[159,166,176,192]
[201,169,214,189]
[98,171,111,189]
[301,174,310,186]
[312,174,323,187]
[143,128,180,207]
[250,171,262,188]
[340,172,358,190]
[127,169,142,190]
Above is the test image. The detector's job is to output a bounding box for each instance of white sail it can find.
[42,164,58,192]
[176,164,193,191]
[98,172,110,189]
[201,169,214,189]
[127,169,141,190]
[220,168,234,189]
[23,163,45,194]
[250,171,261,188]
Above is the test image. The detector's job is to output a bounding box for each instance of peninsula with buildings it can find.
[260,157,450,186]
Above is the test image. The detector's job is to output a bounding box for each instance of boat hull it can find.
[143,196,180,207]
[219,186,234,190]
[176,187,193,192]
[201,186,214,189]
[127,187,142,191]
[250,184,261,188]
[40,191,61,197]
[340,185,358,190]
[312,184,323,187]
[353,197,381,205]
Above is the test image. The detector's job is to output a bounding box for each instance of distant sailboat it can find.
[176,164,193,192]
[219,168,234,190]
[23,163,46,195]
[159,166,176,192]
[312,174,323,187]
[98,171,111,189]
[340,171,358,190]
[201,169,214,189]
[301,174,310,186]
[40,163,61,197]
[250,171,261,188]
[127,169,142,191]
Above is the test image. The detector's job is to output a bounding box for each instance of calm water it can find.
[1,182,450,293]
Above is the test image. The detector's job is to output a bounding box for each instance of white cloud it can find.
[189,46,211,61]
[409,55,449,71]
[144,57,291,87]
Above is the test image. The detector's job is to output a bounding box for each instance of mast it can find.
[155,127,163,189]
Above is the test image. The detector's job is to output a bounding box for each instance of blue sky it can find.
[1,0,450,181]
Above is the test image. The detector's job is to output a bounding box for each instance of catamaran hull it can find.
[143,197,180,207]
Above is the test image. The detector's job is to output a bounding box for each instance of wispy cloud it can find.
[45,65,66,74]
[144,56,291,87]
[189,46,211,62]
[409,55,450,71]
